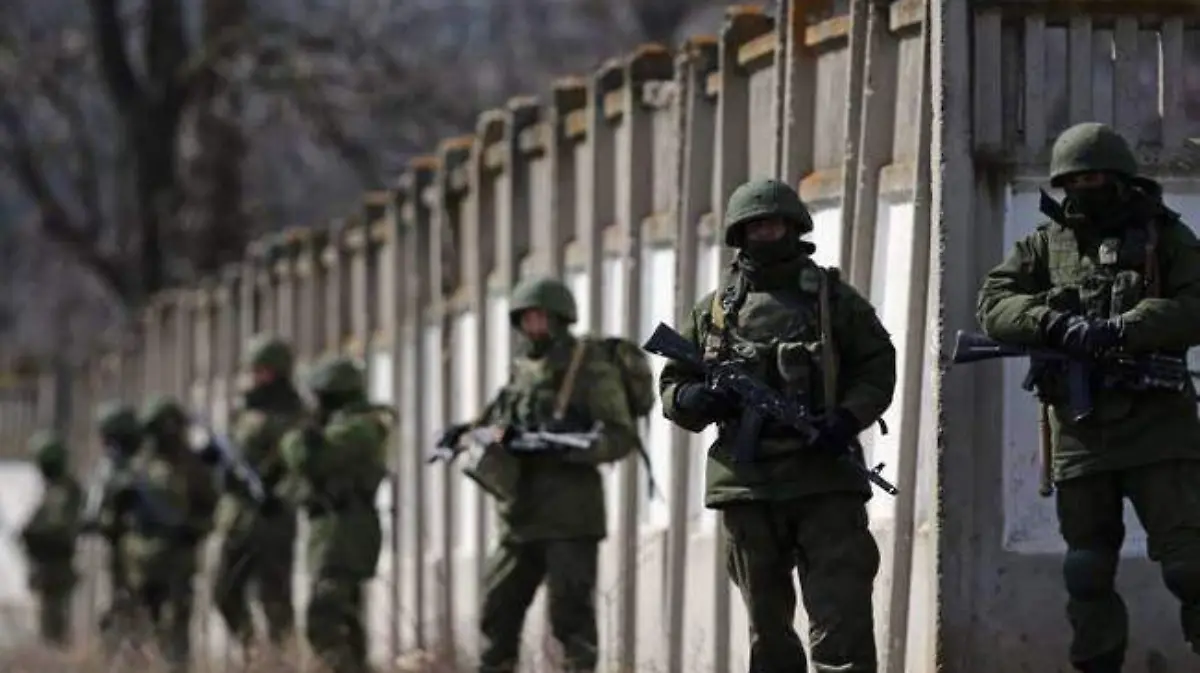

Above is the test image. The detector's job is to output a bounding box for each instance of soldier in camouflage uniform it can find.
[213,335,306,654]
[659,179,897,673]
[84,402,145,654]
[121,397,218,672]
[438,277,642,673]
[19,430,83,646]
[281,356,390,673]
[977,122,1200,672]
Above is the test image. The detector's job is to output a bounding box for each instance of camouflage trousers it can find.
[35,587,72,646]
[722,493,880,673]
[1057,460,1200,671]
[306,573,369,673]
[131,578,195,673]
[213,513,297,648]
[478,539,599,673]
[98,585,138,656]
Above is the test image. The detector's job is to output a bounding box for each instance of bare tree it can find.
[0,0,730,359]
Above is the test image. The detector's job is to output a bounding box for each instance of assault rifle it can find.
[189,422,267,504]
[951,330,1198,423]
[428,422,605,463]
[641,322,898,496]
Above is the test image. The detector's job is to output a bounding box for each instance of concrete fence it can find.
[1,2,1198,672]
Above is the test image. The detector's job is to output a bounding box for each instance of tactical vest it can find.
[1043,221,1157,320]
[700,263,842,455]
[1042,217,1163,421]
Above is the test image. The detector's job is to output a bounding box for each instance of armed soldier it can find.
[212,335,306,657]
[122,397,218,672]
[19,430,83,647]
[281,356,390,673]
[658,178,896,673]
[84,402,144,655]
[976,122,1200,672]
[438,277,647,673]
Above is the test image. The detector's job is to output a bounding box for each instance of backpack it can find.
[588,336,656,419]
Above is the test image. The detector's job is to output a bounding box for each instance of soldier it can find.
[281,356,390,673]
[658,178,897,673]
[122,397,218,672]
[212,335,306,656]
[438,277,644,673]
[976,122,1200,672]
[84,402,144,655]
[19,429,83,647]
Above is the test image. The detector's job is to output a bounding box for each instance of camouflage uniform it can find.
[659,179,897,673]
[445,277,641,673]
[120,397,218,672]
[213,335,306,651]
[281,356,389,673]
[19,430,82,647]
[977,122,1200,672]
[85,402,145,654]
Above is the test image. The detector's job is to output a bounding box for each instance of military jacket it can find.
[219,388,306,535]
[119,439,218,587]
[481,333,641,543]
[659,258,896,506]
[977,203,1200,480]
[95,459,137,591]
[20,475,82,589]
[282,401,389,580]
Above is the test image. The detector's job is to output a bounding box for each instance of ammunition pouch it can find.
[462,442,521,503]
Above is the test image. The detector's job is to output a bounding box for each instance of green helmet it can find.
[28,430,67,469]
[508,276,578,325]
[723,178,814,246]
[1049,122,1138,187]
[140,395,189,432]
[244,334,294,375]
[306,356,366,396]
[95,401,140,439]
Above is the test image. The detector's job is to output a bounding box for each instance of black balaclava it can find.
[1063,174,1132,230]
[736,220,813,290]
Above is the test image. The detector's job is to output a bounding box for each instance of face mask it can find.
[744,235,801,265]
[1065,184,1126,222]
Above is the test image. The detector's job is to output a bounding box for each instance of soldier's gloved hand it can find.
[436,423,471,449]
[1043,311,1124,358]
[811,408,860,454]
[674,383,736,420]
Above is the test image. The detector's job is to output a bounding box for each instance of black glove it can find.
[674,382,736,420]
[436,423,471,449]
[1043,311,1124,358]
[811,408,860,454]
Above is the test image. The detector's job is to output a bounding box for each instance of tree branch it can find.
[0,96,130,301]
[87,0,144,117]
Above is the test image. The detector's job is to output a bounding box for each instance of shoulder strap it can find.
[710,270,748,331]
[1145,219,1161,298]
[553,339,589,421]
[818,267,839,411]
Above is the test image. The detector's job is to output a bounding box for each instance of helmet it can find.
[508,276,578,325]
[1049,123,1138,187]
[95,401,140,439]
[140,396,189,432]
[723,178,814,246]
[244,334,295,375]
[306,356,366,396]
[28,430,67,469]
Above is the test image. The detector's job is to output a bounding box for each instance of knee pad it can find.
[1162,559,1200,604]
[1063,549,1118,600]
